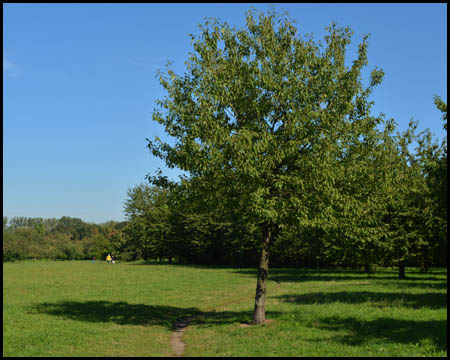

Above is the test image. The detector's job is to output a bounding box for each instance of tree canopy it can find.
[147,8,399,324]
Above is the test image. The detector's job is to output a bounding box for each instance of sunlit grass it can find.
[3,260,447,357]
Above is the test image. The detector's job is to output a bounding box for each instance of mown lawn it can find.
[3,260,447,357]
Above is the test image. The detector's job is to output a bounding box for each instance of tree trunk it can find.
[420,251,429,273]
[398,260,406,279]
[252,223,270,325]
[363,263,374,273]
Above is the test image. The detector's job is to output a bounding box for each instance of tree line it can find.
[5,112,445,271]
[3,216,127,262]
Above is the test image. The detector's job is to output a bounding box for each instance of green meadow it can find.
[3,260,447,357]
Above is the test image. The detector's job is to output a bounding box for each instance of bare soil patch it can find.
[171,317,193,357]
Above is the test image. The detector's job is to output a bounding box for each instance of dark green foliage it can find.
[122,184,173,261]
[378,99,447,278]
[52,216,99,240]
[2,216,127,262]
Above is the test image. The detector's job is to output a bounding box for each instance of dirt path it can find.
[171,316,193,357]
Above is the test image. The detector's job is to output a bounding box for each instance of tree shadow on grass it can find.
[311,316,447,352]
[277,290,447,309]
[30,301,282,331]
[393,281,447,290]
[234,268,447,283]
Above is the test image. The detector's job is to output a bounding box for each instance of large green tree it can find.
[148,9,391,324]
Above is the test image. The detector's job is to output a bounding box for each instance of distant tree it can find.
[80,232,110,260]
[8,216,29,230]
[43,218,59,233]
[413,96,447,270]
[430,96,447,222]
[53,216,98,241]
[3,227,44,261]
[431,96,447,267]
[148,8,392,324]
[377,117,444,278]
[123,184,172,261]
[33,219,46,236]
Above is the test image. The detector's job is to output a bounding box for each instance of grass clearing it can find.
[3,260,447,357]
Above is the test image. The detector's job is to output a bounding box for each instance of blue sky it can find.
[3,3,447,223]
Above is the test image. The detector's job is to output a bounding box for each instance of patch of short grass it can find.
[3,261,447,357]
[3,260,253,357]
[183,268,447,357]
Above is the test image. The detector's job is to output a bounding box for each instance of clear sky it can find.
[3,3,447,224]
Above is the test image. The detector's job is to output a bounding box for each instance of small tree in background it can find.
[123,184,172,261]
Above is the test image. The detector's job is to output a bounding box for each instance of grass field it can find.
[3,260,447,357]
